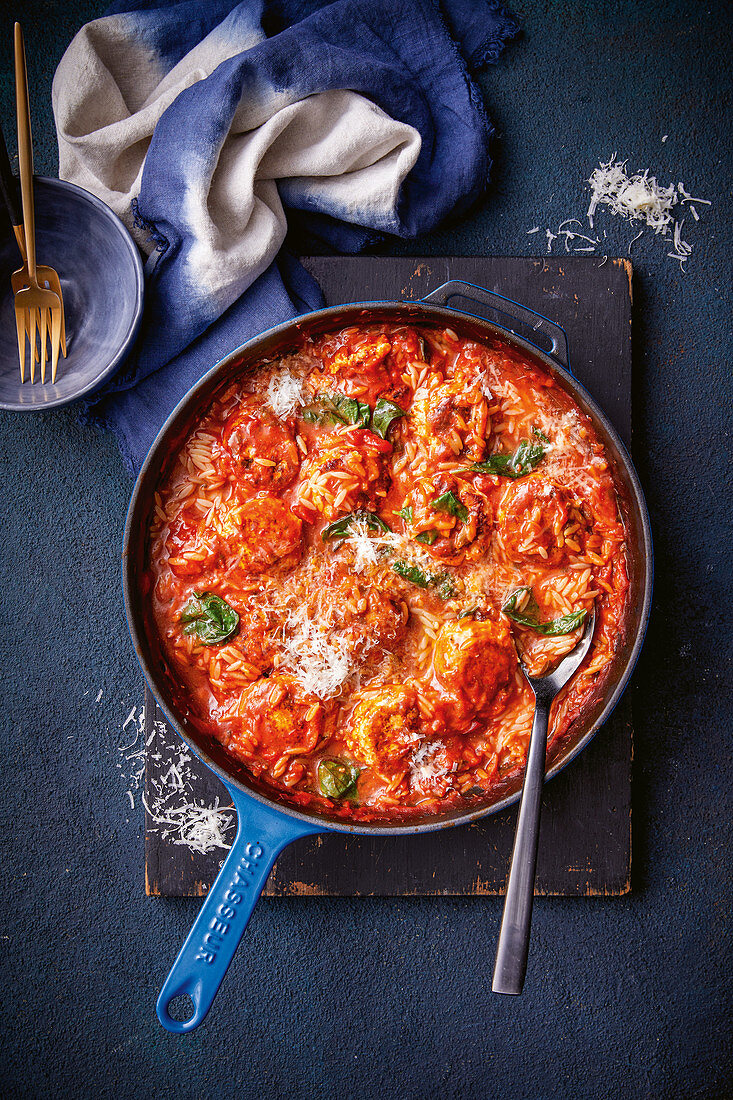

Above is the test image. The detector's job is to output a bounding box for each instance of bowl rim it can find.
[123,295,653,836]
[0,175,144,413]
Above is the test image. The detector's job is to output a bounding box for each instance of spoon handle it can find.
[492,696,550,995]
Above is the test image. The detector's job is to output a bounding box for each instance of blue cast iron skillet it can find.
[122,281,653,1032]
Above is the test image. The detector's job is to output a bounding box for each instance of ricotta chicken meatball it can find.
[399,474,491,561]
[294,427,391,522]
[222,675,324,774]
[432,617,516,723]
[219,403,300,492]
[211,493,302,573]
[310,328,406,400]
[406,361,490,465]
[496,474,590,566]
[330,581,407,657]
[345,684,422,770]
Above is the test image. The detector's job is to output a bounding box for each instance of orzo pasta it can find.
[146,324,629,821]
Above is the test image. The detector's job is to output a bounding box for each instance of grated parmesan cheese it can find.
[265,370,304,418]
[142,793,235,856]
[280,604,354,698]
[116,704,235,856]
[345,515,382,573]
[409,741,453,786]
[587,155,679,232]
[528,153,711,271]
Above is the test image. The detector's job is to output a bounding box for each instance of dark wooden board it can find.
[145,256,633,898]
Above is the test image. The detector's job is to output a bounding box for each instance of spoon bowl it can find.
[493,610,596,995]
[525,610,597,703]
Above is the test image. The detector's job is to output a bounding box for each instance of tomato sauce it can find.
[146,324,630,821]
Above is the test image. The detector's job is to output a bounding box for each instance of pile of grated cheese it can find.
[117,704,235,856]
[527,153,711,271]
[279,602,355,699]
[265,369,304,418]
[409,740,453,786]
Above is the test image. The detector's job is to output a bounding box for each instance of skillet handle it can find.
[156,786,323,1033]
[420,280,570,371]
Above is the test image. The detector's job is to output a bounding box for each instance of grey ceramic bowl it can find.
[0,176,144,411]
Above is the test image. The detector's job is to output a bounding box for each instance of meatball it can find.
[308,328,424,404]
[400,475,491,562]
[226,603,279,675]
[382,327,427,386]
[497,475,588,566]
[223,675,324,770]
[407,365,490,464]
[220,404,299,492]
[432,617,516,719]
[165,510,220,578]
[328,580,406,656]
[294,427,391,522]
[313,330,392,385]
[212,493,302,573]
[345,684,421,769]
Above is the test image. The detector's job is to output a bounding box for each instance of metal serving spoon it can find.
[493,610,596,995]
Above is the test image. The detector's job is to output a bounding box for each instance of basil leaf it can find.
[392,560,455,598]
[303,392,371,428]
[432,490,469,523]
[458,607,478,620]
[318,759,360,799]
[351,398,373,429]
[512,439,544,474]
[502,586,587,636]
[471,432,547,479]
[392,560,431,587]
[322,510,390,542]
[471,453,517,477]
[180,592,239,645]
[371,398,406,439]
[397,505,413,523]
[436,574,456,600]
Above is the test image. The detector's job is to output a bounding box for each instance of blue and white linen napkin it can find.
[53,0,519,472]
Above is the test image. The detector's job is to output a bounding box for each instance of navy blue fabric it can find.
[84,0,519,472]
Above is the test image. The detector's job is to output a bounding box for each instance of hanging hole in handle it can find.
[442,293,558,360]
[166,994,196,1024]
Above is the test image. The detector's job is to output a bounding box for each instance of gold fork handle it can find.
[14,22,36,284]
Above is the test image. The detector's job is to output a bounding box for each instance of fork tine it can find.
[40,306,48,383]
[29,307,38,364]
[14,303,26,382]
[28,306,37,384]
[50,306,61,384]
[58,293,67,358]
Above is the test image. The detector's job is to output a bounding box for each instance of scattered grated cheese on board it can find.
[117,704,235,856]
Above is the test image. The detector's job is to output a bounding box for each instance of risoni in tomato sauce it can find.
[146,324,630,821]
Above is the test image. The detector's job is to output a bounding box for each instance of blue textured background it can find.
[1,2,731,1097]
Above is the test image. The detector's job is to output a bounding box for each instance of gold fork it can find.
[0,122,67,371]
[13,22,62,384]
